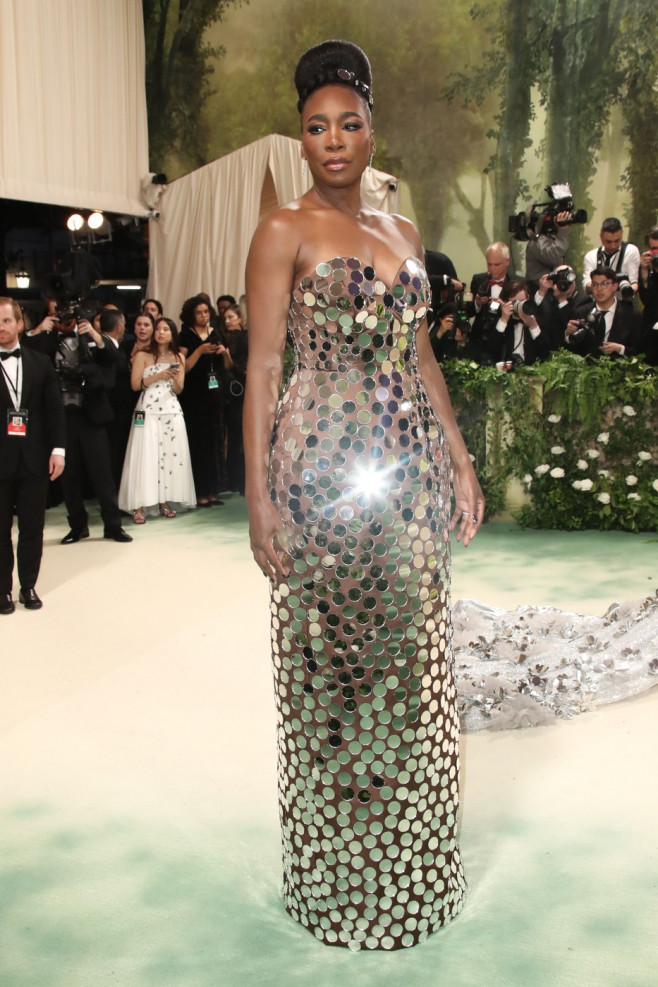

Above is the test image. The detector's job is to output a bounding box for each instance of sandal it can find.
[160,503,176,518]
[133,509,146,525]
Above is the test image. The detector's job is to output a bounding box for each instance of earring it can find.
[368,153,374,171]
[302,158,307,178]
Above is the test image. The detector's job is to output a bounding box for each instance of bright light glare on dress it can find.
[353,466,391,498]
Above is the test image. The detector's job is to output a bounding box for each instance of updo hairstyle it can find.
[294,39,373,114]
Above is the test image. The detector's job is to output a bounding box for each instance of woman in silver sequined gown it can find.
[244,40,484,951]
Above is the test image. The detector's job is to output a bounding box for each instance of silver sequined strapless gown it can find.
[268,257,465,950]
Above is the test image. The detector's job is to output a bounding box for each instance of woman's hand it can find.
[249,499,292,582]
[450,460,485,547]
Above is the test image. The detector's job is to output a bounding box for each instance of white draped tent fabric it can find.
[0,0,148,214]
[147,134,400,322]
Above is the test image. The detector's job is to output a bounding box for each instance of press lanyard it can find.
[0,360,20,407]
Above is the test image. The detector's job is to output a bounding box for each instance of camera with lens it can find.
[615,275,635,300]
[547,267,577,293]
[511,298,538,318]
[651,252,658,274]
[508,182,588,242]
[56,362,87,395]
[570,310,606,347]
[477,298,503,336]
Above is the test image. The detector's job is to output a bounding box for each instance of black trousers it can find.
[60,409,122,532]
[0,463,49,594]
[225,398,245,494]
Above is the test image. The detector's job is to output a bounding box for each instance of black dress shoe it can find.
[103,527,133,543]
[0,593,15,615]
[19,588,42,610]
[61,527,90,545]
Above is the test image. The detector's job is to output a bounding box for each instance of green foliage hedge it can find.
[442,352,658,532]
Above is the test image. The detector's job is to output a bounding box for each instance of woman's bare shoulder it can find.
[384,212,424,255]
[250,196,312,248]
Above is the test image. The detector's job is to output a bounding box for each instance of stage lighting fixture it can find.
[67,213,84,232]
[87,211,104,230]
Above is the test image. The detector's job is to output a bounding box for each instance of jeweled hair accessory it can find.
[336,67,374,106]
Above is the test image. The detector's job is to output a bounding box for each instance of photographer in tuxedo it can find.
[637,226,658,365]
[565,267,641,358]
[0,298,65,614]
[24,306,132,544]
[534,265,592,350]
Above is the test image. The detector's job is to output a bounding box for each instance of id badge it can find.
[7,408,28,437]
[207,374,219,391]
[133,409,146,427]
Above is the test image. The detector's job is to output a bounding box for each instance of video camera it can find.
[508,183,588,242]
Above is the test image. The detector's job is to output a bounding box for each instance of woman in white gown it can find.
[119,317,196,522]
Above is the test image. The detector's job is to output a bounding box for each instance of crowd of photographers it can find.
[428,193,658,370]
[18,292,247,542]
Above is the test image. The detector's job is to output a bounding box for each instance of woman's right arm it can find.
[244,211,298,581]
[130,352,148,391]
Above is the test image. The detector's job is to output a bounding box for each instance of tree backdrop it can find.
[143,0,658,271]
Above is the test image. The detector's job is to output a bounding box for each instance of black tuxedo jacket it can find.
[536,289,592,350]
[566,301,641,358]
[0,346,66,480]
[497,321,551,365]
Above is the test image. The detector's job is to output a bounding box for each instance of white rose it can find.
[586,449,600,459]
[638,451,652,462]
[626,475,638,486]
[653,479,658,493]
[596,432,609,444]
[597,492,611,504]
[551,446,566,455]
[627,493,641,501]
[622,405,636,417]
[572,480,582,490]
[598,469,610,478]
[550,467,565,478]
[577,459,588,471]
[523,474,533,486]
[534,464,550,475]
[579,479,593,491]
[547,414,561,423]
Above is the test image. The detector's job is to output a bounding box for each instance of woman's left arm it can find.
[399,218,484,544]
[415,326,484,544]
[173,354,185,394]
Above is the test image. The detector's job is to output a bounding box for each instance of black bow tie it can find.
[0,349,20,360]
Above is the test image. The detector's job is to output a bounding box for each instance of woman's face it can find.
[301,85,373,187]
[194,304,210,327]
[224,309,242,331]
[154,320,172,345]
[134,315,154,343]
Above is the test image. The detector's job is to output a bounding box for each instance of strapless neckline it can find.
[295,255,425,297]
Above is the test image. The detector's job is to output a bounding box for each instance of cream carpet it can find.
[1,501,656,986]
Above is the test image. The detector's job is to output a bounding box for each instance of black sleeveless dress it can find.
[268,256,465,950]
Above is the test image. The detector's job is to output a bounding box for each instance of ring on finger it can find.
[472,514,479,524]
